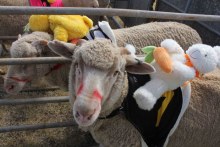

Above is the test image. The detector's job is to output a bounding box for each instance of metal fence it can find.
[0,6,220,134]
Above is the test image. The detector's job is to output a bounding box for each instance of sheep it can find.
[3,31,70,94]
[0,0,105,36]
[47,38,220,147]
[4,22,202,95]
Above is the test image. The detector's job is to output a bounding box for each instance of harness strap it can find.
[98,106,124,119]
[8,77,31,83]
[44,64,64,76]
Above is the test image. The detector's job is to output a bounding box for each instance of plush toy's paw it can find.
[133,88,157,110]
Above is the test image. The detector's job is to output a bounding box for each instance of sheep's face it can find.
[48,39,155,127]
[186,44,218,74]
[4,39,52,94]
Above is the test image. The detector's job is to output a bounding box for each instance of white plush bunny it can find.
[134,39,220,110]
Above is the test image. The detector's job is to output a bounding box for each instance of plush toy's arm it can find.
[134,78,169,110]
[53,26,68,42]
[82,16,93,29]
[161,39,184,54]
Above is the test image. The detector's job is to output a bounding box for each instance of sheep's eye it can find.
[75,63,79,68]
[113,71,119,77]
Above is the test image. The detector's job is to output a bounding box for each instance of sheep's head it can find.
[48,39,155,127]
[186,44,220,74]
[4,32,53,94]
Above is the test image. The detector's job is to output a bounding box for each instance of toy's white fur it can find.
[134,39,220,110]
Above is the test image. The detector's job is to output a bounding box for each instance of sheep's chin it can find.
[73,105,101,127]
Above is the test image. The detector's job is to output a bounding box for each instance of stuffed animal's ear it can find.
[31,40,48,55]
[47,40,77,59]
[214,46,220,68]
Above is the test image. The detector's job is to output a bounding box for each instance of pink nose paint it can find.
[76,83,102,101]
[77,83,84,95]
[93,89,103,101]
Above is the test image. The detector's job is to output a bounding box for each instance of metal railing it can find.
[0,6,219,21]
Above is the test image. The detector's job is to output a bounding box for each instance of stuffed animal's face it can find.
[186,44,218,74]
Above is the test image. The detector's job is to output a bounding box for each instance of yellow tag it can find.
[156,91,174,127]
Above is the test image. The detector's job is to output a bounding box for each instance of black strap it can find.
[98,106,123,119]
[89,24,111,41]
[41,0,51,7]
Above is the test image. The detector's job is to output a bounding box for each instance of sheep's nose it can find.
[5,84,15,93]
[75,109,95,120]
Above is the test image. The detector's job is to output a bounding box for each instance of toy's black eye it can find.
[204,54,207,57]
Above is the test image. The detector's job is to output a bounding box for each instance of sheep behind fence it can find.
[0,6,219,147]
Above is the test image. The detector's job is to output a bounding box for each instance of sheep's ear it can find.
[120,45,155,74]
[214,46,220,68]
[125,56,155,74]
[47,40,77,59]
[31,40,48,55]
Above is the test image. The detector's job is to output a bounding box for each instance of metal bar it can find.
[161,0,183,12]
[109,16,123,28]
[0,56,144,65]
[184,0,192,13]
[0,86,60,94]
[0,57,71,65]
[0,121,76,133]
[0,6,219,21]
[0,36,18,40]
[161,0,220,36]
[0,96,69,105]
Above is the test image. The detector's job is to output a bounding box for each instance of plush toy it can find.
[29,0,63,7]
[133,39,220,110]
[29,15,93,42]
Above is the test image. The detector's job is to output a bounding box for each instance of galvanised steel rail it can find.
[0,36,17,40]
[0,96,69,105]
[0,121,76,133]
[0,56,145,65]
[0,6,219,21]
[0,57,71,65]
